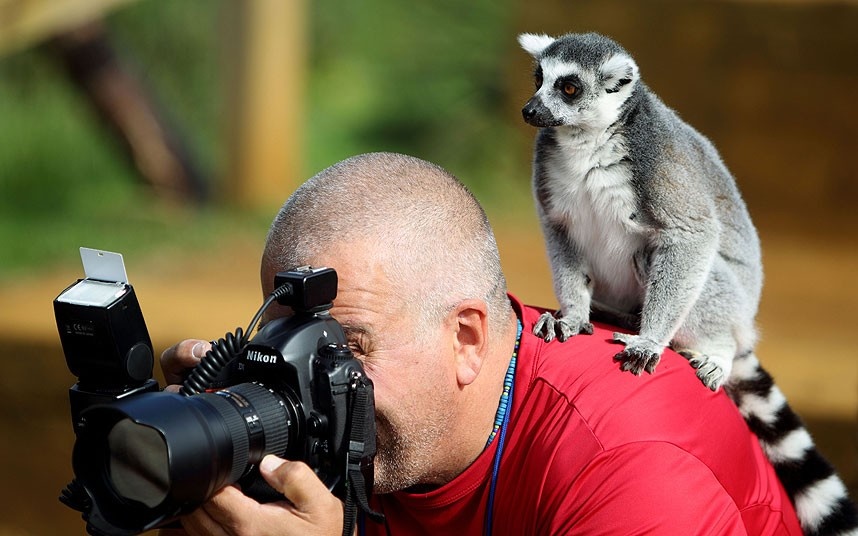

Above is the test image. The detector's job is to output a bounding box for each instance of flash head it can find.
[53,248,153,388]
[53,248,157,435]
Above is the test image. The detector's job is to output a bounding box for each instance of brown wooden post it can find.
[223,0,306,210]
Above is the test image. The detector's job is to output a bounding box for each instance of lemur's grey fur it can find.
[519,31,857,536]
[520,32,761,390]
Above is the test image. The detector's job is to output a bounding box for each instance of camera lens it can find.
[107,419,170,508]
[73,383,302,532]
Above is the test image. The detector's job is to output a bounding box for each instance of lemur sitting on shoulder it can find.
[518,31,857,536]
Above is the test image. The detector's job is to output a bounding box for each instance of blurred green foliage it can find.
[306,0,526,195]
[0,0,529,279]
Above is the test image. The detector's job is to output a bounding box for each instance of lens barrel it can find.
[73,382,301,534]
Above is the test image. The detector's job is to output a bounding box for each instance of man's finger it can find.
[160,339,209,385]
[259,455,334,513]
[192,486,255,536]
[182,500,232,536]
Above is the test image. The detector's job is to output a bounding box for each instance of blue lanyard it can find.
[484,320,522,536]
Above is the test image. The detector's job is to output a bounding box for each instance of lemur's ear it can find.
[518,33,555,58]
[600,53,639,94]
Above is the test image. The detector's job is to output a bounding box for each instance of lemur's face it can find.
[519,33,638,131]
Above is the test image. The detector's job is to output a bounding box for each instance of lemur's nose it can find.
[522,97,544,125]
[522,101,538,122]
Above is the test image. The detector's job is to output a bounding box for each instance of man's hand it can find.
[180,455,344,536]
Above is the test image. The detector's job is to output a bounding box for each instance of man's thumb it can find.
[260,454,287,477]
[259,454,327,511]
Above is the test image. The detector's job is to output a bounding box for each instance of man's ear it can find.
[448,299,489,386]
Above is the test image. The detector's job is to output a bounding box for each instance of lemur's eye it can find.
[562,82,578,96]
[535,73,543,89]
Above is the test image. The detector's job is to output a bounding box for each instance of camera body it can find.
[56,252,377,536]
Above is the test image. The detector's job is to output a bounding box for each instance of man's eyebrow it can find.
[341,324,371,338]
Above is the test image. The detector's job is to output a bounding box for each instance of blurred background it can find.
[0,0,855,533]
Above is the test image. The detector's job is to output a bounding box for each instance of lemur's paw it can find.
[612,333,662,375]
[685,354,726,391]
[533,311,593,342]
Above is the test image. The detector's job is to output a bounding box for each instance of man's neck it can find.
[427,309,520,487]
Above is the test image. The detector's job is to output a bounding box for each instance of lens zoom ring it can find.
[228,383,291,457]
[200,393,251,485]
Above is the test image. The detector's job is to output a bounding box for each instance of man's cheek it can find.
[373,409,395,444]
[367,376,392,415]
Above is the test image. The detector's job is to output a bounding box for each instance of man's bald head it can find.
[262,152,510,331]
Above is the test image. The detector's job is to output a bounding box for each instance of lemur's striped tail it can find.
[727,351,858,536]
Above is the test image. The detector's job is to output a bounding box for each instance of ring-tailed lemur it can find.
[519,31,858,536]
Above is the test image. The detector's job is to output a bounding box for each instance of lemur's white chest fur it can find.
[540,127,646,310]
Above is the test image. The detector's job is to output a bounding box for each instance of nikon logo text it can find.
[247,350,278,364]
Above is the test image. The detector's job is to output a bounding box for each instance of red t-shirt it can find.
[363,295,802,535]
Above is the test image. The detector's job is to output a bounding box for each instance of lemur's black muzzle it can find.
[522,97,556,127]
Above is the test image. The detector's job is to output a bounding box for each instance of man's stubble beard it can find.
[371,397,452,494]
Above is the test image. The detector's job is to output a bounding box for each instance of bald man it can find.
[162,153,801,535]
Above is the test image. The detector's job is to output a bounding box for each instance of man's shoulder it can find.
[505,300,801,535]
[514,301,750,452]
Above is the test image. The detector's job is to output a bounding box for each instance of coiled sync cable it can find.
[180,283,293,396]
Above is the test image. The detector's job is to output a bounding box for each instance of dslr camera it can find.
[54,248,380,535]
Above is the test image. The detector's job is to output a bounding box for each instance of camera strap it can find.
[343,375,385,536]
